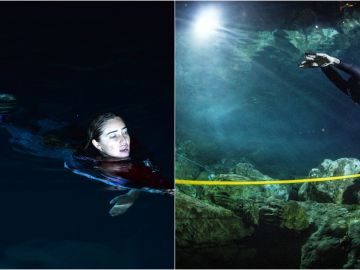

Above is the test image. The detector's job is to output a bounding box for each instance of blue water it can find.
[175,2,360,268]
[0,3,174,268]
[176,1,360,179]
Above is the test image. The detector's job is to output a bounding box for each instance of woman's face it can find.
[92,117,131,159]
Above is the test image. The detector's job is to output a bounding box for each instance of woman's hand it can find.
[299,53,340,68]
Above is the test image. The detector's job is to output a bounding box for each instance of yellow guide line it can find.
[176,173,360,185]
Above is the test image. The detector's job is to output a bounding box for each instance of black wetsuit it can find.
[321,61,360,104]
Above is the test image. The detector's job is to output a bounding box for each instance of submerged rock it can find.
[299,205,360,269]
[345,217,360,268]
[255,199,311,233]
[196,162,289,212]
[298,158,360,204]
[285,27,340,53]
[176,154,203,182]
[176,190,256,268]
[176,152,360,268]
[176,191,253,248]
[281,201,310,232]
[339,10,360,35]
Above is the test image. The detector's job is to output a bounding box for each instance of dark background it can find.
[0,2,174,268]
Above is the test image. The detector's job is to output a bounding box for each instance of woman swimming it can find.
[65,112,173,216]
[0,102,172,216]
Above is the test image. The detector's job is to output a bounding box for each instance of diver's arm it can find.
[334,61,360,80]
[321,65,350,95]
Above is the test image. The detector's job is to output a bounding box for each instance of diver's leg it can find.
[321,66,350,96]
[335,62,360,80]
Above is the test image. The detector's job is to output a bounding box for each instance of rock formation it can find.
[176,154,360,268]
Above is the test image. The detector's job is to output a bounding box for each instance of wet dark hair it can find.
[83,112,124,151]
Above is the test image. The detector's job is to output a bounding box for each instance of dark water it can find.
[176,1,360,179]
[0,3,174,268]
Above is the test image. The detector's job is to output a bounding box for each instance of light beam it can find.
[193,8,221,39]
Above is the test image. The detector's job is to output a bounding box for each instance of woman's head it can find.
[84,113,130,159]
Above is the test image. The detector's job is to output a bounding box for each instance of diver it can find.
[299,52,360,104]
[65,112,173,216]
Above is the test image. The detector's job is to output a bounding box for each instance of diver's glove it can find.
[299,52,340,68]
[109,189,140,216]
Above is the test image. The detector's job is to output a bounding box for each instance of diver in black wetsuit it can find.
[299,53,360,104]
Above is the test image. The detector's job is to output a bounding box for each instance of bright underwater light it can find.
[193,7,221,39]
